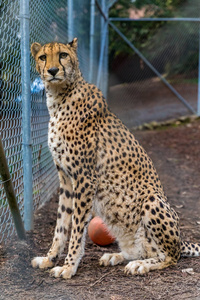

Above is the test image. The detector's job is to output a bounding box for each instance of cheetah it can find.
[31,38,200,279]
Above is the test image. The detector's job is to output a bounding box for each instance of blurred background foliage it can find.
[109,0,199,79]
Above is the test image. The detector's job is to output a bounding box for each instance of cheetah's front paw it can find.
[99,253,125,266]
[49,265,76,279]
[124,260,149,275]
[31,256,54,269]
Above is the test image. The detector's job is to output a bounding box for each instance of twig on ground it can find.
[90,269,116,287]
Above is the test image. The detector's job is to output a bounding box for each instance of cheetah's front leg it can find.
[50,177,94,279]
[32,169,73,269]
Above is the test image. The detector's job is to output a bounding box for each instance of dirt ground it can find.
[0,117,200,299]
[108,78,198,128]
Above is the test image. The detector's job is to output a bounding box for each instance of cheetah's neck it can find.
[44,73,85,117]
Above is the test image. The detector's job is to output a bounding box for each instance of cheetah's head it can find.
[31,38,79,86]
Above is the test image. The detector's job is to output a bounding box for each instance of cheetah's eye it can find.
[59,52,68,59]
[39,55,46,61]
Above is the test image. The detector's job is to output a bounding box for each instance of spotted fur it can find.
[31,38,200,279]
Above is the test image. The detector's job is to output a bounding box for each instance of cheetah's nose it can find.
[48,67,59,76]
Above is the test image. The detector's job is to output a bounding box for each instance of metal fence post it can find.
[89,0,95,83]
[20,0,33,231]
[68,0,73,41]
[104,2,109,98]
[198,26,200,116]
[97,0,107,91]
[95,0,113,98]
[97,22,108,88]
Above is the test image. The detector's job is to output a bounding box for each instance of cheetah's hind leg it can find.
[99,252,125,266]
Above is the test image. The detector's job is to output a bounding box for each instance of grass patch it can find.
[168,78,198,85]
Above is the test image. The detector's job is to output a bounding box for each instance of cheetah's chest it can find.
[48,117,76,171]
[48,130,64,160]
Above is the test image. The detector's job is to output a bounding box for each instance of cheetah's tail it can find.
[181,241,200,257]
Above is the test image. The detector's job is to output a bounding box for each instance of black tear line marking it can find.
[42,45,47,78]
[59,45,66,78]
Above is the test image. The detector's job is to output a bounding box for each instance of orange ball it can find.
[88,216,115,246]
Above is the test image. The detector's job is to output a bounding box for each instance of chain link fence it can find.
[0,0,108,242]
[0,0,23,241]
[108,1,200,128]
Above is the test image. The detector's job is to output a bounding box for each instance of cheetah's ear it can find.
[31,42,42,58]
[68,38,78,51]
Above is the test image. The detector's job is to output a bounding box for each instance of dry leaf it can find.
[175,205,183,209]
[110,295,123,300]
[182,268,194,275]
